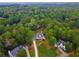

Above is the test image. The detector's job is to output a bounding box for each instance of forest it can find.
[0,2,79,57]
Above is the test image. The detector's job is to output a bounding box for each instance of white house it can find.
[55,40,66,51]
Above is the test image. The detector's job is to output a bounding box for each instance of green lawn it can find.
[29,47,35,57]
[29,40,56,57]
[17,48,27,57]
[37,43,56,57]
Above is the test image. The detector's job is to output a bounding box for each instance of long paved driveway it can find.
[23,46,30,57]
[33,39,39,57]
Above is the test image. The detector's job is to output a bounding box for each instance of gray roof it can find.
[35,33,45,40]
[10,45,23,57]
[56,40,66,46]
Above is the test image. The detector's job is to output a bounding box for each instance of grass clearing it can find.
[37,40,56,57]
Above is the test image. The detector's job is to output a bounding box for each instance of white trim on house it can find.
[55,40,66,51]
[8,50,13,57]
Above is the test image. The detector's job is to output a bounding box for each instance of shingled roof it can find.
[35,33,45,40]
[8,45,23,57]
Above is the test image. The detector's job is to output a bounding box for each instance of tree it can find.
[12,24,34,45]
[0,25,5,35]
[0,36,8,56]
[76,47,79,56]
[65,42,73,52]
[48,36,57,46]
[17,48,27,57]
[2,31,13,50]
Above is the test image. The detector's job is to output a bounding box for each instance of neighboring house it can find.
[35,33,45,40]
[55,40,66,51]
[8,45,23,57]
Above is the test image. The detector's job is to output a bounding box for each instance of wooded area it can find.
[0,3,79,57]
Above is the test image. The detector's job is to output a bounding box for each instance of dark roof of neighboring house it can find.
[57,40,65,45]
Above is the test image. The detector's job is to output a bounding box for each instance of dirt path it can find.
[57,48,69,57]
[43,39,51,48]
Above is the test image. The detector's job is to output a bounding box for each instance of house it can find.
[55,40,66,51]
[8,45,23,57]
[35,33,45,40]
